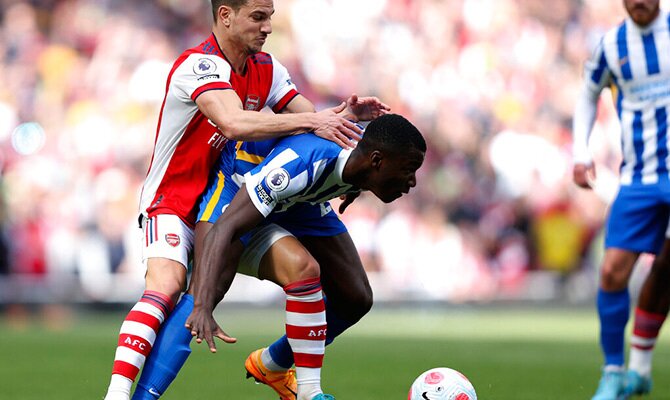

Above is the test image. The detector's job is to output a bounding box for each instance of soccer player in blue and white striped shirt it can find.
[187,114,425,400]
[573,0,670,398]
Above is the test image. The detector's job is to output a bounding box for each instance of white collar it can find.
[335,148,354,183]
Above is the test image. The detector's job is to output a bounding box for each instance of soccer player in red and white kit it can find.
[103,1,388,398]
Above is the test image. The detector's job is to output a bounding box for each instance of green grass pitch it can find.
[1,305,669,399]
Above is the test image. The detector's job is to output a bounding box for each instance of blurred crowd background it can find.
[0,0,658,309]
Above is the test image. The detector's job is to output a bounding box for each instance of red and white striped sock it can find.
[105,290,173,398]
[284,278,326,400]
[629,307,666,377]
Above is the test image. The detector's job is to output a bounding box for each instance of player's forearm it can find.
[572,86,599,165]
[197,91,317,141]
[281,93,317,114]
[211,264,236,306]
[191,226,237,311]
[219,110,317,141]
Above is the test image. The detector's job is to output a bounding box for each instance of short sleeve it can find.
[266,55,299,113]
[171,54,234,102]
[244,146,311,216]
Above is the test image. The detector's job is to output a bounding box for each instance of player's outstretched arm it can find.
[186,188,265,352]
[196,89,362,146]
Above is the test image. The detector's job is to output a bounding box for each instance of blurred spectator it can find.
[0,0,637,304]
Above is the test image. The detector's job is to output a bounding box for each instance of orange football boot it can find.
[245,348,297,400]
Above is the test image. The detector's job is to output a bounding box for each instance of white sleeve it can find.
[244,147,310,216]
[266,54,299,112]
[572,40,610,165]
[170,54,233,102]
[572,87,600,165]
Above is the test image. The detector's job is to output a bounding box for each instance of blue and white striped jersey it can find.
[244,134,359,217]
[582,10,670,185]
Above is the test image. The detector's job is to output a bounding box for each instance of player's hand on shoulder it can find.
[573,163,596,189]
[344,93,390,122]
[185,306,237,353]
[313,103,363,149]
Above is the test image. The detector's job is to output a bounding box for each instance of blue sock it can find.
[132,294,194,399]
[268,301,354,369]
[597,288,630,366]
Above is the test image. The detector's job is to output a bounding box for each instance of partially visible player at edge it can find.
[187,113,426,400]
[572,0,670,398]
[102,0,389,398]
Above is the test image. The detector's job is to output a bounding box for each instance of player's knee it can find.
[599,261,630,290]
[145,258,188,302]
[600,250,637,290]
[348,289,373,321]
[650,253,670,282]
[291,252,321,281]
[333,284,373,322]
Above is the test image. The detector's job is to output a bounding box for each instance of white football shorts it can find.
[238,223,292,278]
[140,214,194,269]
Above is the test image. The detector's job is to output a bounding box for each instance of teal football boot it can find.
[311,394,335,400]
[623,370,652,397]
[592,368,625,400]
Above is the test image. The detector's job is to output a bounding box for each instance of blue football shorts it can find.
[605,184,670,254]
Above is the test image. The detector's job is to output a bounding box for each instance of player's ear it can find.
[218,5,233,27]
[370,150,383,170]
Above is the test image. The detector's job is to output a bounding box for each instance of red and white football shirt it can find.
[139,33,299,227]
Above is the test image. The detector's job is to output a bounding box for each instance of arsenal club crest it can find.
[245,95,260,111]
[165,233,181,247]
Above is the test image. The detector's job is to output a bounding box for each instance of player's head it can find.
[354,114,426,203]
[212,0,274,54]
[624,0,660,26]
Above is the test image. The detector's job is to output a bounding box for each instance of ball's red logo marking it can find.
[424,371,444,384]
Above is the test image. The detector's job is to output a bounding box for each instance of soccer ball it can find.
[408,367,477,400]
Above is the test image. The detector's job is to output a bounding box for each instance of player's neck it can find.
[341,151,367,189]
[213,31,249,75]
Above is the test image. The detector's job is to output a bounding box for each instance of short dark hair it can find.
[211,0,248,22]
[358,114,426,155]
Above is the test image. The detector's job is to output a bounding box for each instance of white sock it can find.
[261,347,288,372]
[603,364,624,373]
[629,348,653,377]
[296,366,322,400]
[104,375,132,400]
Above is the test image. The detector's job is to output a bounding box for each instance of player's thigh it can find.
[299,232,373,319]
[240,224,319,286]
[145,258,188,301]
[141,214,194,299]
